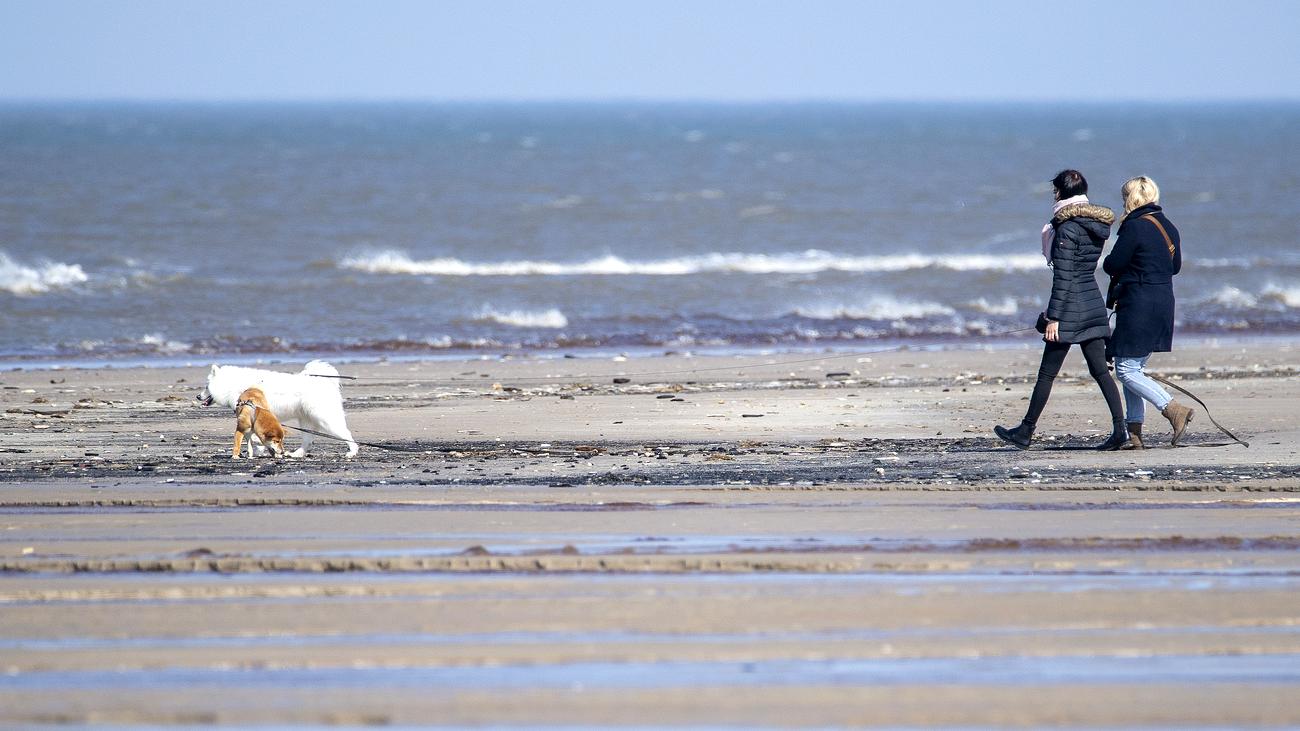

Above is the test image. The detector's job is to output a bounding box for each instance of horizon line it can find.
[2,95,1300,106]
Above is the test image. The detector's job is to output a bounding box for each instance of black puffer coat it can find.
[1045,203,1114,344]
[1103,203,1181,357]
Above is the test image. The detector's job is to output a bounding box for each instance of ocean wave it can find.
[1197,258,1255,269]
[966,296,1021,316]
[0,252,88,295]
[474,307,569,329]
[1262,284,1300,309]
[337,249,1049,277]
[794,298,957,321]
[138,333,193,355]
[62,334,492,358]
[1204,284,1300,311]
[69,333,195,358]
[1206,285,1259,309]
[1197,254,1300,269]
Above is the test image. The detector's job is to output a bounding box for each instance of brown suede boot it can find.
[1122,422,1144,450]
[1162,401,1195,446]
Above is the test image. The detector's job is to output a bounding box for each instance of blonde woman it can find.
[1102,176,1195,447]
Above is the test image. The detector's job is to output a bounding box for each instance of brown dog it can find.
[232,387,286,459]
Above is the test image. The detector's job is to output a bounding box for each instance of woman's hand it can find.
[1045,320,1060,342]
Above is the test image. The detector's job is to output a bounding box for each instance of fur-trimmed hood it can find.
[1052,203,1115,226]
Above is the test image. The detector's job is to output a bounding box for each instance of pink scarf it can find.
[1041,194,1089,262]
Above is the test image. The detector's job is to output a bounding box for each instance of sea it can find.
[2,102,1297,369]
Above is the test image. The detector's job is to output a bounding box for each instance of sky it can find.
[2,0,1298,102]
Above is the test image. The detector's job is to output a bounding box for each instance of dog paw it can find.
[231,455,242,460]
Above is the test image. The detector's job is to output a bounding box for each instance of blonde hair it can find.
[1122,176,1160,214]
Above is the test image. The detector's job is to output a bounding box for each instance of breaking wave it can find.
[0,252,88,295]
[137,333,193,355]
[474,307,569,329]
[1204,284,1300,311]
[794,298,957,321]
[1262,284,1300,309]
[338,249,1048,277]
[1206,285,1260,309]
[69,333,195,358]
[967,296,1021,316]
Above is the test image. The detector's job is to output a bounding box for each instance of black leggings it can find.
[1023,337,1124,428]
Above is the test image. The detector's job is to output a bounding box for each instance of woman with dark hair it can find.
[1103,176,1194,448]
[995,169,1128,450]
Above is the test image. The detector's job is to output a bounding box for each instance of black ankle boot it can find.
[994,421,1034,450]
[1096,419,1129,451]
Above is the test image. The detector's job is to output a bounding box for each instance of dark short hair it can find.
[1052,169,1088,198]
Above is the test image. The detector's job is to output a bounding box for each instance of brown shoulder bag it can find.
[1106,214,1175,309]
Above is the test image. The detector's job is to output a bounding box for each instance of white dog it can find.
[197,360,359,457]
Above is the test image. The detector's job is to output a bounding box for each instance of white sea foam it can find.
[542,195,583,209]
[795,298,956,321]
[1197,257,1259,269]
[739,205,778,218]
[1262,284,1300,309]
[475,307,569,329]
[1207,286,1258,309]
[967,296,1020,316]
[644,189,726,203]
[138,334,192,354]
[339,249,1046,277]
[0,252,88,295]
[1203,284,1300,311]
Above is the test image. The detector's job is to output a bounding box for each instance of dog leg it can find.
[232,430,243,460]
[333,425,360,458]
[310,408,359,458]
[289,425,311,459]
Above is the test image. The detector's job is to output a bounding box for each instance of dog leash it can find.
[232,399,420,454]
[1101,309,1247,448]
[278,378,1248,456]
[278,422,428,453]
[288,323,1249,451]
[1148,373,1249,448]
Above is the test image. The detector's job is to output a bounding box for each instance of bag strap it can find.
[1141,214,1175,259]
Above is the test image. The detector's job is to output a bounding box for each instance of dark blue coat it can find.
[1103,203,1181,357]
[1047,203,1114,344]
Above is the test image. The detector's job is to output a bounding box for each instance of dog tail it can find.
[301,359,344,392]
[301,360,339,378]
[301,359,337,377]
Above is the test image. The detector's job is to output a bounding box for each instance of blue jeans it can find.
[1114,356,1173,423]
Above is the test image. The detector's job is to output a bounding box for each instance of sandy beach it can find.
[5,4,1299,726]
[2,341,1298,726]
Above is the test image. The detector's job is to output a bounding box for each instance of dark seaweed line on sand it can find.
[0,499,709,511]
[5,536,1299,576]
[0,434,1291,488]
[2,464,1295,489]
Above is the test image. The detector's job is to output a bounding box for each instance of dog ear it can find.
[209,365,219,377]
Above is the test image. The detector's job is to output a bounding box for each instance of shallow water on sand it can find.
[4,486,1299,726]
[8,653,1300,690]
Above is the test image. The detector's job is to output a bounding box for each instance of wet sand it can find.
[2,342,1299,726]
